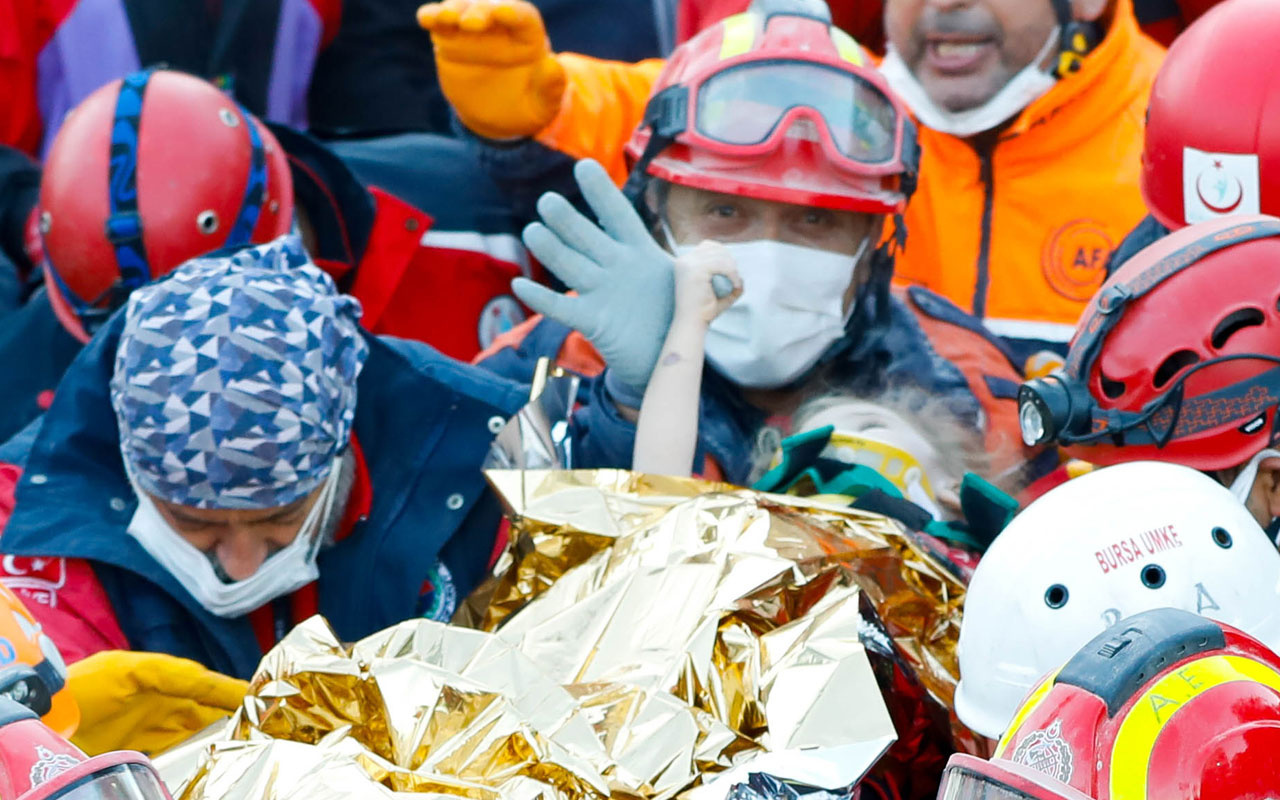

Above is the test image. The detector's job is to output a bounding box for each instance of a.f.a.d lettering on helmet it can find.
[38,70,294,343]
[621,0,919,214]
[955,461,1280,740]
[1141,0,1280,229]
[1018,214,1280,469]
[941,608,1280,800]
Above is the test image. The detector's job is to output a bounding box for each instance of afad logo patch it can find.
[1183,147,1261,224]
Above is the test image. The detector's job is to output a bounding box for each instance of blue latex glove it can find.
[512,159,674,397]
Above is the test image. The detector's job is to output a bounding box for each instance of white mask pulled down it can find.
[878,27,1060,139]
[674,239,865,389]
[125,459,344,618]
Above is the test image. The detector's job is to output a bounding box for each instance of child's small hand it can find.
[673,241,743,324]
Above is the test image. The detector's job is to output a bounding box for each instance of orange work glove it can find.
[417,0,567,140]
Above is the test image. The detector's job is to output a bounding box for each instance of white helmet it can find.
[955,461,1280,739]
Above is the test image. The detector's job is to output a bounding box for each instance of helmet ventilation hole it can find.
[196,211,220,235]
[218,108,240,127]
[1212,526,1233,549]
[1211,307,1265,349]
[1153,349,1200,389]
[1141,564,1166,589]
[1044,584,1069,609]
[1100,372,1126,399]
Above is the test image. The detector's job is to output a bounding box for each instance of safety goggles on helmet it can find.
[938,755,1092,800]
[23,753,172,800]
[624,13,919,215]
[1018,217,1280,448]
[691,60,901,170]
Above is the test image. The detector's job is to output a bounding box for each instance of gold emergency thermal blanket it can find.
[164,470,966,800]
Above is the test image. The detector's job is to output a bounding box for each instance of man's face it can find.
[884,0,1058,112]
[151,486,324,581]
[662,184,883,307]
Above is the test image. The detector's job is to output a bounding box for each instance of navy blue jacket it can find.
[0,312,529,679]
[1106,213,1171,278]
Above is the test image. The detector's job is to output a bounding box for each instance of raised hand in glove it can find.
[417,0,567,140]
[512,159,675,404]
[66,650,248,756]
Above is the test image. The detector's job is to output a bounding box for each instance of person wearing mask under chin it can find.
[0,235,530,718]
[423,0,1164,365]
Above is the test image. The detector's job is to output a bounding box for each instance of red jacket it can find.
[350,188,529,361]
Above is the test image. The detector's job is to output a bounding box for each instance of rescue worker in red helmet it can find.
[1019,215,1280,539]
[424,0,1165,362]
[466,0,1045,486]
[1109,0,1280,274]
[940,607,1280,799]
[0,697,172,800]
[0,68,530,444]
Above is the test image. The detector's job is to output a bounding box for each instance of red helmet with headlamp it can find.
[1017,215,1280,469]
[622,0,918,215]
[938,607,1280,800]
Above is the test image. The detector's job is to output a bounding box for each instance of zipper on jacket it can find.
[971,146,996,319]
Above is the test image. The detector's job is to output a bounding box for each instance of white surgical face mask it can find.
[686,239,866,389]
[125,459,344,618]
[878,27,1059,138]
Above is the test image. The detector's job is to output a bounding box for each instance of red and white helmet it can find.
[1141,0,1280,230]
[941,608,1280,800]
[38,69,294,342]
[623,0,918,214]
[0,699,170,800]
[956,461,1280,740]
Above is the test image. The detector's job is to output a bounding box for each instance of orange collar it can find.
[1006,0,1148,138]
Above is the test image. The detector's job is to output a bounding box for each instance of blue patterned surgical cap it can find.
[110,235,368,509]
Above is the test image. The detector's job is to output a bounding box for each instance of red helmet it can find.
[0,699,170,800]
[1141,0,1280,230]
[623,0,918,214]
[38,70,294,342]
[938,608,1280,800]
[1016,215,1280,469]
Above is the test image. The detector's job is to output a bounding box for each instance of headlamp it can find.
[1017,374,1095,447]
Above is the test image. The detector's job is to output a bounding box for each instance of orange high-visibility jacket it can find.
[533,0,1164,348]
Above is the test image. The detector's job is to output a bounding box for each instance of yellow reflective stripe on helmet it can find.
[829,28,866,66]
[994,670,1061,758]
[719,13,757,60]
[1109,654,1280,799]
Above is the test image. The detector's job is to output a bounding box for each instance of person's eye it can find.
[801,210,835,227]
[708,204,739,219]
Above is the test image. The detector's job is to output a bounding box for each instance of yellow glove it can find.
[418,0,567,140]
[66,651,248,756]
